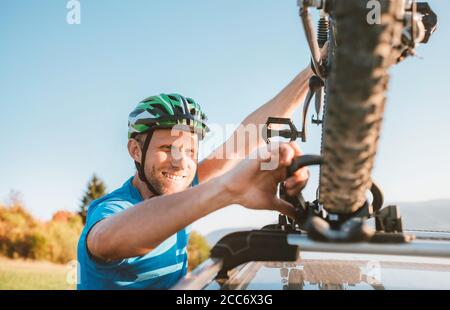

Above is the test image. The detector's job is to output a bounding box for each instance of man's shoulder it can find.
[87,177,140,218]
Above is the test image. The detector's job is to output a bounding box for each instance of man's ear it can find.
[127,139,142,163]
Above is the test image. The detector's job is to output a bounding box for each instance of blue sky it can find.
[0,0,449,234]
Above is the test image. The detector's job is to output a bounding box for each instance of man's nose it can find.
[170,148,189,170]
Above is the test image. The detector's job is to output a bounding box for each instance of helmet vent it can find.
[175,106,184,114]
[151,104,167,114]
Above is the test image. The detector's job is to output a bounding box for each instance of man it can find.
[77,66,315,289]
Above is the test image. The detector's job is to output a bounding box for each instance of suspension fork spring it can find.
[317,16,329,48]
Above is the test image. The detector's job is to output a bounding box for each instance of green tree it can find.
[79,174,107,224]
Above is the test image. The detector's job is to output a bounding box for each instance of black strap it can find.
[135,130,161,197]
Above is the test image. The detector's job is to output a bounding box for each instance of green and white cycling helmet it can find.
[128,93,209,140]
[128,93,209,196]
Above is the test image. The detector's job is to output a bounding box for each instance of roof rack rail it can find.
[173,229,450,290]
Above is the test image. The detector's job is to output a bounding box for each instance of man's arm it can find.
[198,66,313,183]
[87,177,232,261]
[87,143,305,262]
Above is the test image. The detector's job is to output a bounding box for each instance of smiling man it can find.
[77,66,314,289]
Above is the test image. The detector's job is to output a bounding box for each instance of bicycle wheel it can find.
[319,0,404,214]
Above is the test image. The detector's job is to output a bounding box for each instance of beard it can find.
[145,164,194,195]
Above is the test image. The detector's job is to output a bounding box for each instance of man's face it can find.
[138,129,199,195]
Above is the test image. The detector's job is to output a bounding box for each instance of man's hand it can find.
[283,142,309,197]
[222,142,309,219]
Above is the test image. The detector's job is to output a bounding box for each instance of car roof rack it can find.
[173,228,450,290]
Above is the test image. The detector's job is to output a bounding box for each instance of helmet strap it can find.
[135,130,161,198]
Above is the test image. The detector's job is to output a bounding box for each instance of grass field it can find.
[0,257,75,290]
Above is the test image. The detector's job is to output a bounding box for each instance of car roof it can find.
[203,252,450,290]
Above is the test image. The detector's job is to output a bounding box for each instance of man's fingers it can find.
[285,168,309,196]
[282,142,304,168]
[272,197,296,220]
[265,142,304,169]
[286,181,308,197]
[284,167,309,188]
[276,143,295,167]
[289,142,304,157]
